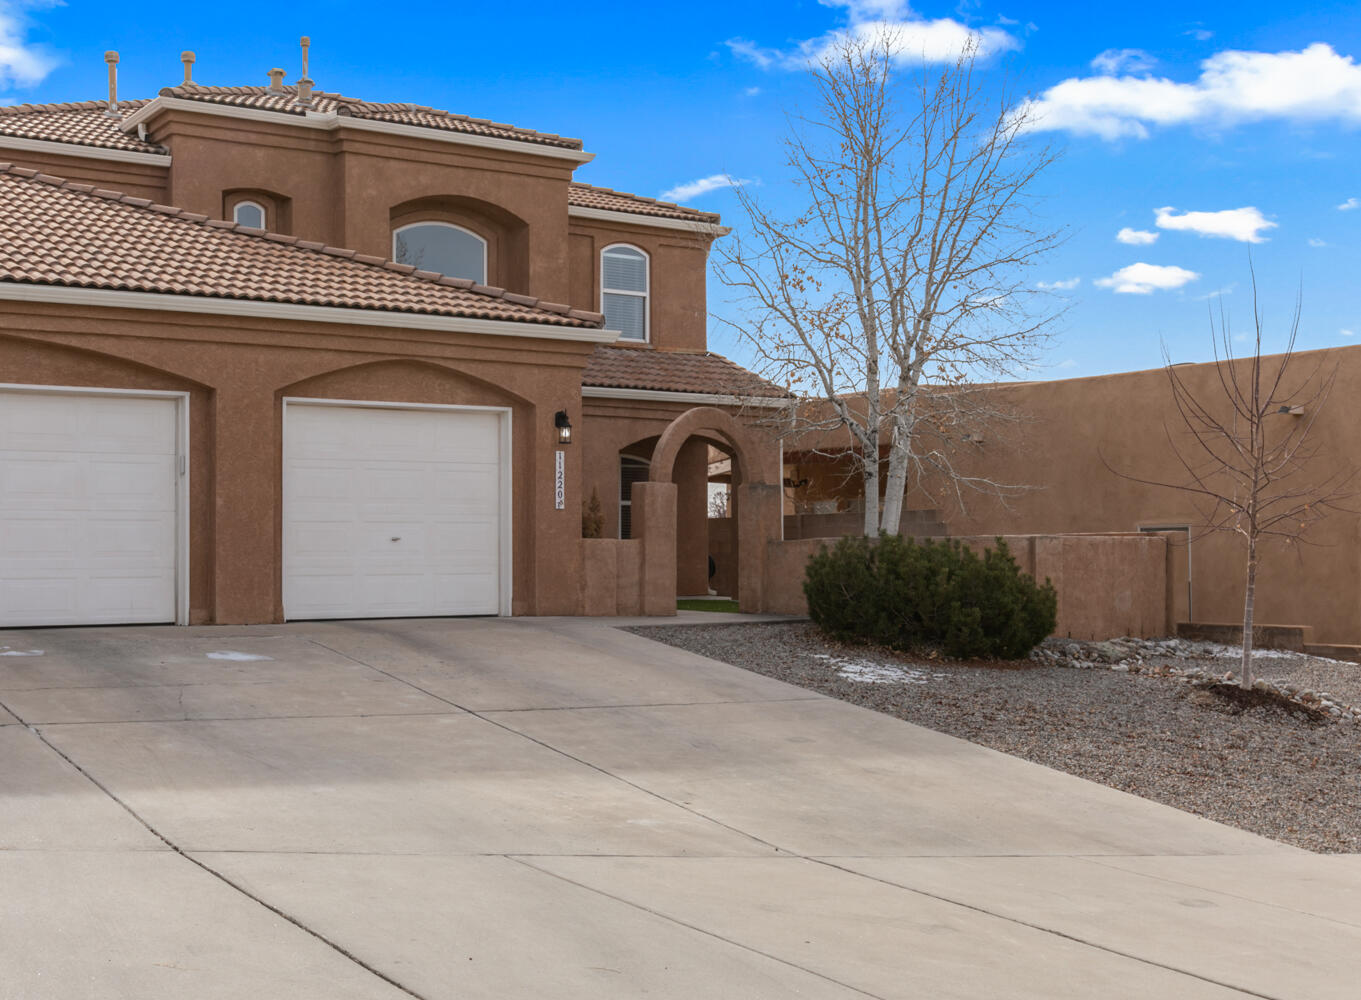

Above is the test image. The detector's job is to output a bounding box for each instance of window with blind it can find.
[619,455,651,538]
[394,223,487,283]
[601,245,649,341]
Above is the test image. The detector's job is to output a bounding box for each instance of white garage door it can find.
[0,388,182,627]
[283,401,507,620]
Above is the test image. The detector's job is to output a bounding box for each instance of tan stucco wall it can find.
[2,107,717,355]
[788,346,1361,644]
[761,533,1170,640]
[0,301,597,623]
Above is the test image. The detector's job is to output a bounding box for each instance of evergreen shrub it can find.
[802,535,1057,659]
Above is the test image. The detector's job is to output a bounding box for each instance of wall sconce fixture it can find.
[554,410,573,445]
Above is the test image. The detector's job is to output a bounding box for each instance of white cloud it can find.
[0,3,56,90]
[1308,237,1330,247]
[660,174,749,202]
[1095,262,1199,294]
[1117,227,1159,245]
[1055,358,1079,369]
[1091,49,1156,75]
[1185,27,1214,42]
[743,86,762,96]
[1036,277,1080,290]
[1023,43,1361,140]
[1338,197,1360,210]
[1154,205,1276,243]
[728,0,1019,71]
[1341,328,1355,338]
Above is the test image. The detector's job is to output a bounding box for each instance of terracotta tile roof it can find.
[582,346,789,398]
[158,85,584,150]
[569,183,721,223]
[0,100,163,153]
[0,164,603,329]
[0,87,582,154]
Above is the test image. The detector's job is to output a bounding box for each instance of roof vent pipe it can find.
[267,67,286,93]
[294,35,313,108]
[181,50,196,87]
[103,51,119,118]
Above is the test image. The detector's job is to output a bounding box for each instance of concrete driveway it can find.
[0,614,1356,999]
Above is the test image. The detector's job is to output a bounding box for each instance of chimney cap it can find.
[104,50,119,63]
[181,49,196,86]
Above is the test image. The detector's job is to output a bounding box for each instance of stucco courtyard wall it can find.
[784,345,1361,644]
[761,532,1171,641]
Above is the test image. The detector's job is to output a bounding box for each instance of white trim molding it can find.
[582,385,790,408]
[0,283,620,343]
[569,205,729,237]
[0,133,171,167]
[119,96,594,164]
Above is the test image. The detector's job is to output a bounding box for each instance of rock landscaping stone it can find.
[628,621,1361,854]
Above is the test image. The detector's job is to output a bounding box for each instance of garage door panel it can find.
[284,403,505,620]
[0,391,180,628]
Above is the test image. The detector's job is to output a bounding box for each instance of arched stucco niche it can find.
[633,406,782,614]
[389,195,530,293]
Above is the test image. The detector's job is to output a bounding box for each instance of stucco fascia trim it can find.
[582,385,789,408]
[120,97,595,163]
[568,205,729,236]
[0,134,170,166]
[0,283,621,343]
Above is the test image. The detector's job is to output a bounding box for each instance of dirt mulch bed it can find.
[626,621,1361,854]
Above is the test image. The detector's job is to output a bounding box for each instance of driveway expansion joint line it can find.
[0,696,431,1000]
[308,633,789,854]
[1077,854,1361,931]
[808,857,1284,1000]
[35,708,463,727]
[506,855,889,1000]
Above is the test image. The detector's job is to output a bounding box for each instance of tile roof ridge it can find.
[0,162,604,326]
[343,100,582,147]
[0,98,149,115]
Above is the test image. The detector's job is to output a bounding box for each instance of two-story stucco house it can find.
[0,48,788,628]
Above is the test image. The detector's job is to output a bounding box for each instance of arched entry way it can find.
[631,407,783,614]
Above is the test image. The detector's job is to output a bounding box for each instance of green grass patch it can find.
[677,598,742,613]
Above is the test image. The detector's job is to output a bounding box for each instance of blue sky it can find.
[3,0,1361,380]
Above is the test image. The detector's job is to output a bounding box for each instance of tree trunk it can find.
[879,410,910,536]
[1240,538,1257,690]
[863,454,880,537]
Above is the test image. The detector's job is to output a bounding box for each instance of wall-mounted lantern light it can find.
[554,409,573,445]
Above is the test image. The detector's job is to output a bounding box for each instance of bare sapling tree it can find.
[1119,279,1352,689]
[716,33,1061,536]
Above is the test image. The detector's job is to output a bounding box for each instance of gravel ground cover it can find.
[627,622,1361,853]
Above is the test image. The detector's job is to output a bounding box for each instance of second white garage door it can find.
[283,401,508,620]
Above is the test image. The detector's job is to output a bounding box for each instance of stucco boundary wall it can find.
[761,532,1174,641]
[580,539,644,616]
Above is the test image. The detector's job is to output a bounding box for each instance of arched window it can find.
[619,455,651,539]
[233,200,266,229]
[393,222,488,283]
[601,244,649,342]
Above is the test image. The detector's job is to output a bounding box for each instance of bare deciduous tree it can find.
[1116,278,1353,689]
[716,33,1061,536]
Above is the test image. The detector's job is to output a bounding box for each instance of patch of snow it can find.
[812,653,946,685]
[205,651,273,662]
